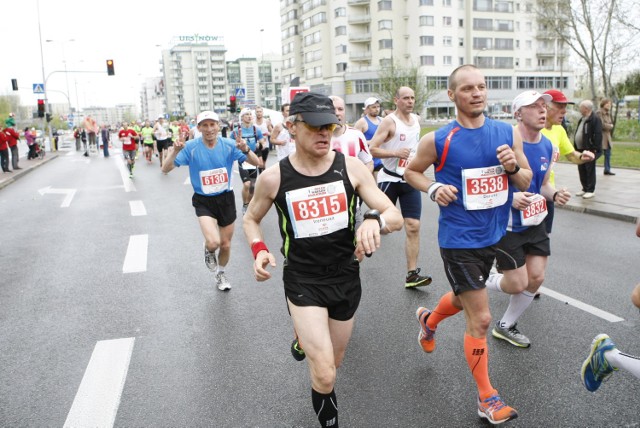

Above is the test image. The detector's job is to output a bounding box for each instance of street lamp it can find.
[474,47,487,66]
[46,39,75,115]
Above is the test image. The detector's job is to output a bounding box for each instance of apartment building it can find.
[280,0,572,122]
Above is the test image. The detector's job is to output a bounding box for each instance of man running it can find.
[483,91,570,348]
[162,111,260,291]
[243,92,402,427]
[354,97,384,178]
[369,86,433,288]
[118,122,139,178]
[404,65,532,425]
[230,109,265,214]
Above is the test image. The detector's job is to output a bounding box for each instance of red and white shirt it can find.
[331,126,372,166]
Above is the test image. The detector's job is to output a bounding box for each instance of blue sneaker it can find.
[581,334,618,392]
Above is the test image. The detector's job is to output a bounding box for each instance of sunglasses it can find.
[294,119,337,133]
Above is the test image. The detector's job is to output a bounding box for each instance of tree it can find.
[376,62,439,116]
[536,0,640,101]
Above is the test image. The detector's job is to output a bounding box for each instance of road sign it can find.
[235,87,246,98]
[33,84,45,94]
[68,122,74,128]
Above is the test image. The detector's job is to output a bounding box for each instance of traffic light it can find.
[46,113,52,123]
[11,79,18,91]
[106,59,115,76]
[229,95,236,112]
[37,99,45,118]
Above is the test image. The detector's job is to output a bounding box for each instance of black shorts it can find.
[439,246,496,295]
[191,191,237,227]
[495,223,550,271]
[156,138,172,152]
[239,165,258,183]
[283,259,361,321]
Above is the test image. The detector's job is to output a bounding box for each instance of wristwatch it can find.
[363,209,383,229]
[505,164,520,175]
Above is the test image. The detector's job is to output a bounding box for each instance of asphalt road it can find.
[0,147,638,427]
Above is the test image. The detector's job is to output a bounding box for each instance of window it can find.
[494,57,513,68]
[380,58,393,68]
[379,39,393,49]
[443,16,452,26]
[486,76,512,89]
[420,15,435,26]
[420,55,435,65]
[379,20,393,30]
[494,1,512,12]
[420,35,434,46]
[443,55,452,65]
[419,0,434,4]
[494,38,513,50]
[459,38,464,46]
[425,76,449,89]
[473,0,492,11]
[473,37,492,49]
[473,18,492,30]
[459,19,464,27]
[525,22,532,32]
[378,0,392,10]
[442,0,451,5]
[526,40,532,50]
[336,63,347,72]
[335,26,347,36]
[443,36,452,46]
[335,7,346,17]
[496,20,513,31]
[335,44,347,54]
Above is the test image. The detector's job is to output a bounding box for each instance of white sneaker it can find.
[575,190,586,197]
[216,272,231,291]
[582,192,595,199]
[204,243,217,272]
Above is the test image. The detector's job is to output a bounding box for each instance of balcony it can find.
[348,0,369,5]
[348,32,371,43]
[349,51,372,61]
[348,14,371,24]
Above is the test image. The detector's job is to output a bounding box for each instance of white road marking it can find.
[538,286,625,323]
[115,159,136,192]
[63,337,135,428]
[37,186,77,208]
[122,235,148,273]
[129,200,147,216]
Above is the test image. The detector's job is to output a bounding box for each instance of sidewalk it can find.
[552,162,639,223]
[1,148,638,223]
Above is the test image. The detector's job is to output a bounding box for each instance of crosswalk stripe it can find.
[129,200,147,216]
[63,337,135,428]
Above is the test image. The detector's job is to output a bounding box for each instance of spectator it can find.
[574,100,602,199]
[4,118,21,170]
[25,128,37,159]
[597,98,615,176]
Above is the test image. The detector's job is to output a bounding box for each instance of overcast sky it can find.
[2,0,281,110]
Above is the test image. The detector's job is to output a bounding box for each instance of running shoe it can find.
[291,338,306,361]
[216,272,231,291]
[405,268,432,288]
[416,307,436,353]
[581,334,618,392]
[491,321,531,348]
[477,391,518,424]
[204,243,217,272]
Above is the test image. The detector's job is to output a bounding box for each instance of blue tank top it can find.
[434,119,514,249]
[508,134,554,232]
[364,116,382,168]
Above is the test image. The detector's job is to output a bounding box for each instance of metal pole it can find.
[37,0,54,151]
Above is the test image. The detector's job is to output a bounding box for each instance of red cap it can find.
[544,89,574,104]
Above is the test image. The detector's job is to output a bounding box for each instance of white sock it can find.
[499,290,536,328]
[485,273,504,293]
[605,348,640,379]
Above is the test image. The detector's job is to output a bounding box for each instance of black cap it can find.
[289,92,339,127]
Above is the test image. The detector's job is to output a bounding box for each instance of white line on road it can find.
[37,186,77,208]
[63,337,135,428]
[122,235,148,273]
[129,200,147,216]
[116,159,137,192]
[539,286,625,323]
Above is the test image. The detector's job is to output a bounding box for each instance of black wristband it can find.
[505,164,520,175]
[553,191,558,202]
[242,149,250,155]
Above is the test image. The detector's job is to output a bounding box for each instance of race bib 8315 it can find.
[286,181,348,238]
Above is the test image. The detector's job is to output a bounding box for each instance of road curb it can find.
[557,203,638,224]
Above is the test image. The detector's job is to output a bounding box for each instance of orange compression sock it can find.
[426,291,462,331]
[464,333,494,400]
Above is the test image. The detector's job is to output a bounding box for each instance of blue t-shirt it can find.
[434,118,515,249]
[174,136,247,196]
[230,126,263,152]
[508,134,554,232]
